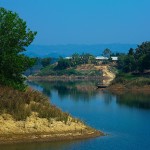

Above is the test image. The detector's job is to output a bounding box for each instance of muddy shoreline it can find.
[0,130,103,145]
[0,113,103,145]
[28,75,102,81]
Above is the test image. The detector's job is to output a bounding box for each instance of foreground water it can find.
[2,81,150,150]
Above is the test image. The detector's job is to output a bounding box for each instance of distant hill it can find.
[25,44,137,58]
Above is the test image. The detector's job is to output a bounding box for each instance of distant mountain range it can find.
[25,44,137,58]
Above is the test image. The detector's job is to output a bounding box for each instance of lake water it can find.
[2,81,150,150]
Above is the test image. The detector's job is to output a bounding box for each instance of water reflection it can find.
[0,140,80,150]
[28,81,150,110]
[28,81,98,101]
[115,92,150,109]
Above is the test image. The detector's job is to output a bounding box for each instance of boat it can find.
[97,84,108,88]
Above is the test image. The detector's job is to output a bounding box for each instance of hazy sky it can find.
[1,0,150,45]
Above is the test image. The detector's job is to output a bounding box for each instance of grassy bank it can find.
[0,85,103,144]
[0,85,69,121]
[109,73,150,91]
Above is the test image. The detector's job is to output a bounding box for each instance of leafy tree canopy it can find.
[55,57,71,70]
[53,53,97,70]
[41,57,52,67]
[118,41,150,73]
[0,7,37,90]
[103,48,112,58]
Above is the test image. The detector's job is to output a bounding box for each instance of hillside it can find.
[28,63,116,87]
[29,64,101,79]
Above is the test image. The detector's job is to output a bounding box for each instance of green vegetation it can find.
[38,64,101,76]
[111,73,150,87]
[37,53,101,76]
[55,53,97,70]
[118,42,150,73]
[0,8,36,90]
[41,57,52,67]
[29,81,97,101]
[116,92,150,109]
[103,48,112,58]
[111,41,150,88]
[0,8,69,123]
[0,85,69,121]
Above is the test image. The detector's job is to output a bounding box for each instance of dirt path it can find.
[95,65,116,85]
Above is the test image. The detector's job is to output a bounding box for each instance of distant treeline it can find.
[33,49,118,71]
[117,41,150,73]
[36,53,102,76]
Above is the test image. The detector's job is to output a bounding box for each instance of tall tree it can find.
[55,57,71,70]
[72,53,80,66]
[0,8,37,90]
[41,57,52,67]
[103,48,112,58]
[128,48,134,55]
[117,42,150,73]
[135,42,150,72]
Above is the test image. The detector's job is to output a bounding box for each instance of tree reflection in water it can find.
[28,81,99,101]
[115,92,150,109]
[28,81,150,109]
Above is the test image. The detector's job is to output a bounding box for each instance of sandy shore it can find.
[0,113,103,145]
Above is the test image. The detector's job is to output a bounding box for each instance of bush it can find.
[111,73,150,87]
[0,85,69,121]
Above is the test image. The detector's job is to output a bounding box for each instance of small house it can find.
[111,57,118,61]
[65,57,72,60]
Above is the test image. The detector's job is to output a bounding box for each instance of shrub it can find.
[0,85,69,121]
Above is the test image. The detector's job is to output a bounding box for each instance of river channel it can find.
[2,80,150,150]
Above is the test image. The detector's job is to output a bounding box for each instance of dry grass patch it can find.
[0,85,69,121]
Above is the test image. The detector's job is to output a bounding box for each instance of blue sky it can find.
[0,0,150,45]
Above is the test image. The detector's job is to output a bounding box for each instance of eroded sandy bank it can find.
[0,113,103,144]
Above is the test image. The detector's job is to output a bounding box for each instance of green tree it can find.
[71,53,81,66]
[135,42,150,72]
[0,8,37,90]
[41,57,52,67]
[117,42,150,73]
[55,57,71,70]
[88,55,97,64]
[142,54,150,70]
[118,54,136,73]
[80,53,96,64]
[128,48,134,55]
[135,42,150,58]
[117,54,126,70]
[103,48,112,58]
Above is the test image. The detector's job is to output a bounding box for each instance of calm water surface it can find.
[2,81,150,150]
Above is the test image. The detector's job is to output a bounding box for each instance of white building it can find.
[111,57,118,61]
[65,57,72,59]
[95,56,108,60]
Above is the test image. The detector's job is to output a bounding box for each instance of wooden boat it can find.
[97,84,108,88]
